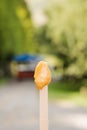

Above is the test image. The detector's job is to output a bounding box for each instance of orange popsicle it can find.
[34,61,51,89]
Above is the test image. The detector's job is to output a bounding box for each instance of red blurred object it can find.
[17,71,34,79]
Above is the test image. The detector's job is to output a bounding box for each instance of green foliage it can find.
[49,80,87,106]
[0,0,39,76]
[45,0,87,77]
[50,79,83,91]
[0,0,36,59]
[35,26,52,54]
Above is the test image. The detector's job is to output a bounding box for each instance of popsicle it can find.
[34,61,51,130]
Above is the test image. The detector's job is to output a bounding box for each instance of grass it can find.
[0,77,9,86]
[48,80,87,107]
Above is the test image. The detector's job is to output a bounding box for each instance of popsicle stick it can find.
[40,86,48,130]
[34,61,51,130]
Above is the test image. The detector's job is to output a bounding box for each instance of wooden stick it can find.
[34,61,51,130]
[40,86,48,130]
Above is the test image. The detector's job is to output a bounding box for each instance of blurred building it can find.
[11,54,42,79]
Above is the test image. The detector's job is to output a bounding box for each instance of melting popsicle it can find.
[34,61,51,89]
[34,61,51,130]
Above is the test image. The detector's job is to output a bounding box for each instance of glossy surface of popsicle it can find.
[34,61,51,89]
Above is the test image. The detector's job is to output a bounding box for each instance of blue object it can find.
[13,54,42,62]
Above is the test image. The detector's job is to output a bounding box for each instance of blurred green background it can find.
[1,0,87,106]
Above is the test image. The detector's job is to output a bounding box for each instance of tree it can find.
[0,0,37,75]
[44,0,87,78]
[35,26,52,54]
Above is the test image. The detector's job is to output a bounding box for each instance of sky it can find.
[25,0,47,26]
